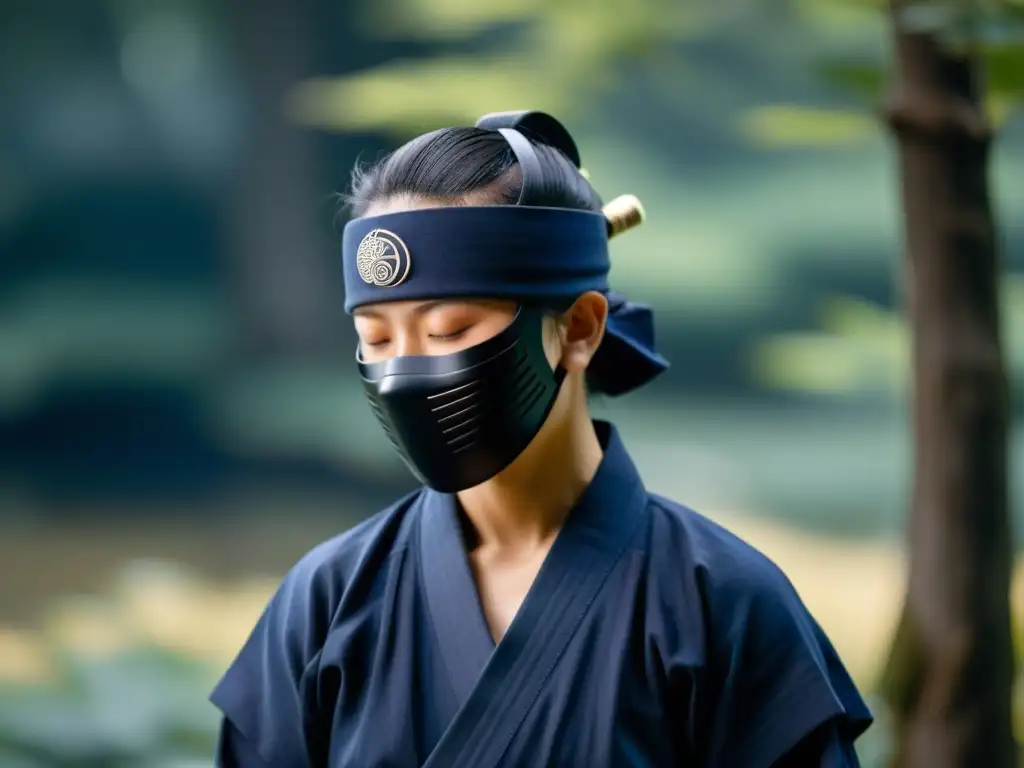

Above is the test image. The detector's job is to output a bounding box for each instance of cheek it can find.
[427,310,513,355]
[453,307,514,346]
[359,344,389,363]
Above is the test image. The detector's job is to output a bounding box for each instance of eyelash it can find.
[363,328,468,348]
[430,328,468,341]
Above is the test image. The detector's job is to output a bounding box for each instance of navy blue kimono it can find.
[211,421,872,767]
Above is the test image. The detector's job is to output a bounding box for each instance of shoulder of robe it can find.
[262,488,426,653]
[647,492,795,596]
[644,494,872,760]
[644,494,812,650]
[209,490,426,764]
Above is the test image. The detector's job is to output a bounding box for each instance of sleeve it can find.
[209,558,333,768]
[215,718,272,768]
[695,556,873,767]
[772,720,862,767]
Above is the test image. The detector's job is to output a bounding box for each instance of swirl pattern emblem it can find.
[356,229,411,288]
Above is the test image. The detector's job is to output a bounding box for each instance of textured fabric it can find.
[212,422,873,768]
[342,206,607,312]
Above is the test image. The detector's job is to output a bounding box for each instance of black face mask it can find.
[358,307,566,493]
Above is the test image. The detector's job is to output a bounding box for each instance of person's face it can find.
[353,196,607,374]
[354,296,521,362]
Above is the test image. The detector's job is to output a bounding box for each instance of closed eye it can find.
[429,327,469,341]
[363,338,390,348]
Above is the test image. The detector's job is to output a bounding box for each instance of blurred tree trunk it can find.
[225,0,338,359]
[879,1,1014,766]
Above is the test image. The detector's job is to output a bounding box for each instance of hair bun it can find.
[473,110,598,210]
[475,111,582,168]
[603,194,645,238]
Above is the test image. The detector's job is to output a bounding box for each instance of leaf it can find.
[750,298,909,396]
[988,93,1017,127]
[751,278,1024,398]
[285,57,563,137]
[816,60,887,100]
[355,0,545,41]
[807,0,888,10]
[737,104,877,148]
[751,332,874,394]
[912,2,1024,50]
[788,0,884,34]
[898,0,964,35]
[286,0,705,136]
[986,43,1024,97]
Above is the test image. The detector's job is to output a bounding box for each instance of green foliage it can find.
[987,42,1024,97]
[745,0,1024,150]
[738,104,880,148]
[897,0,1024,48]
[283,0,1020,140]
[0,561,274,768]
[0,647,218,768]
[815,60,886,100]
[812,42,1024,119]
[285,0,705,136]
[750,273,1024,398]
[751,296,907,395]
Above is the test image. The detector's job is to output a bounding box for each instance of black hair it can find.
[344,118,612,395]
[345,126,603,217]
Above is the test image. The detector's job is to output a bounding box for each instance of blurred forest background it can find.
[0,0,1021,765]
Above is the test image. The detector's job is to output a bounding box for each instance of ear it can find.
[559,291,608,374]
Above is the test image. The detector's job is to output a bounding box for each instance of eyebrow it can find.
[354,299,463,320]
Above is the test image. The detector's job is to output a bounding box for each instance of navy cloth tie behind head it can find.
[341,205,668,396]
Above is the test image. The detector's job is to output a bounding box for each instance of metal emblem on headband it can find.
[356,229,411,288]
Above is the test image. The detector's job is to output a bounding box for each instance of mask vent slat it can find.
[438,392,485,448]
[448,427,481,452]
[513,376,546,417]
[431,387,483,417]
[365,394,402,450]
[427,378,482,407]
[431,343,528,449]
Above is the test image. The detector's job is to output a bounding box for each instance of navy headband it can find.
[343,206,608,311]
[341,205,668,396]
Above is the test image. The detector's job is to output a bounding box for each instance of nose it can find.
[394,331,427,358]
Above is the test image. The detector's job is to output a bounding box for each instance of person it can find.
[210,110,873,767]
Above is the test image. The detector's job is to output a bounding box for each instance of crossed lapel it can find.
[418,427,646,768]
[418,491,496,711]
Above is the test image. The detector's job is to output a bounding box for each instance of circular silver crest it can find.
[355,229,411,288]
